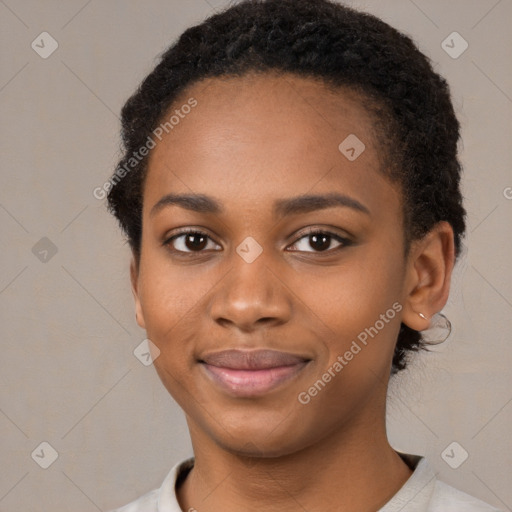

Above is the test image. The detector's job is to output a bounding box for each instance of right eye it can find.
[164,229,222,254]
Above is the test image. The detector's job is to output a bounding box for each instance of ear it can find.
[401,221,456,331]
[130,255,146,329]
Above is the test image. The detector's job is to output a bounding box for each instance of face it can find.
[131,72,413,457]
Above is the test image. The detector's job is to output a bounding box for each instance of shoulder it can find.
[107,457,195,512]
[107,488,159,512]
[386,452,502,512]
[429,479,503,511]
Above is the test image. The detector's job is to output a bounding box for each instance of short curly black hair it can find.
[105,0,466,374]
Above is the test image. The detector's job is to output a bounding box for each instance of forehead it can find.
[143,72,398,221]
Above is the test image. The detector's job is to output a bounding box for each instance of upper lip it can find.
[199,349,310,370]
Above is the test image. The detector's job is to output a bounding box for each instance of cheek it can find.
[138,252,212,328]
[308,250,404,364]
[137,262,211,368]
[319,254,401,317]
[291,259,403,423]
[138,266,209,406]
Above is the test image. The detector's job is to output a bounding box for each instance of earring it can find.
[418,312,452,345]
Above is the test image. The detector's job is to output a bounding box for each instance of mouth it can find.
[198,349,311,397]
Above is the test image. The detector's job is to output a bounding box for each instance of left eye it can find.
[288,230,349,253]
[164,229,350,254]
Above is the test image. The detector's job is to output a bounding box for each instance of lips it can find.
[200,349,308,370]
[199,349,311,397]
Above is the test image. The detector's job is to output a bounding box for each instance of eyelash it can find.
[163,227,352,256]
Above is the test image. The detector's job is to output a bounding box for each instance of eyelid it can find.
[163,226,352,254]
[288,227,352,253]
[292,226,352,242]
[163,227,221,253]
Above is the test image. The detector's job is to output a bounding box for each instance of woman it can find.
[106,0,501,510]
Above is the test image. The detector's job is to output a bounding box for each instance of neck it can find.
[177,412,412,512]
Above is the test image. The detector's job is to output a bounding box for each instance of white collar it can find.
[155,452,435,512]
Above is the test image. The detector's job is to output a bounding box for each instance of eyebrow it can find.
[149,192,371,218]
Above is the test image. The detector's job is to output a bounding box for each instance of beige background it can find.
[1,0,511,510]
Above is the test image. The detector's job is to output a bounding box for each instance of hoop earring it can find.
[419,312,452,345]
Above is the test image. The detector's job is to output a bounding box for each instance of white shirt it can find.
[110,453,502,512]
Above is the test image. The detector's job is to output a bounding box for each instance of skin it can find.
[130,72,455,512]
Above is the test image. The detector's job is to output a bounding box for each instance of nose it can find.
[208,250,292,332]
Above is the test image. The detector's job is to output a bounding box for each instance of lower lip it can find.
[200,362,309,397]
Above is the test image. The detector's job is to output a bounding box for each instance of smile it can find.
[198,349,311,397]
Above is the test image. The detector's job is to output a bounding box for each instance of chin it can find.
[219,432,307,460]
[204,409,316,458]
